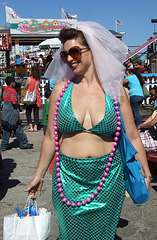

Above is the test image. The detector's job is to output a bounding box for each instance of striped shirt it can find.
[3,86,18,103]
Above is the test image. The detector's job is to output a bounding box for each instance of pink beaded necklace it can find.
[53,77,121,207]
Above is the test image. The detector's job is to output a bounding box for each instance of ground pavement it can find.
[0,127,157,240]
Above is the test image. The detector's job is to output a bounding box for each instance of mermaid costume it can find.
[52,82,125,240]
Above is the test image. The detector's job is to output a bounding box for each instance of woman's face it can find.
[125,70,129,76]
[150,89,156,102]
[63,38,93,76]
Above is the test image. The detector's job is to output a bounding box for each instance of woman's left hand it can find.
[145,177,152,190]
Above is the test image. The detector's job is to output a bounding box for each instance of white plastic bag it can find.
[3,197,51,240]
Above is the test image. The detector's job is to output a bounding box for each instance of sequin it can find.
[57,82,117,136]
[52,149,125,240]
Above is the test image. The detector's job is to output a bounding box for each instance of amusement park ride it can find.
[124,19,157,63]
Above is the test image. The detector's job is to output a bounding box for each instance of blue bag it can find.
[118,110,150,204]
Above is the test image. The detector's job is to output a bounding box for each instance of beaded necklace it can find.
[53,77,121,207]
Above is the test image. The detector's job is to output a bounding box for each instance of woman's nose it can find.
[67,54,73,62]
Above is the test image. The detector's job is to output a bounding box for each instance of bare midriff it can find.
[61,131,114,159]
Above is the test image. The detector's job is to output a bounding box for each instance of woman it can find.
[150,86,157,110]
[24,65,41,132]
[138,110,157,152]
[0,82,5,138]
[37,54,45,75]
[137,87,157,152]
[123,68,144,127]
[25,22,152,240]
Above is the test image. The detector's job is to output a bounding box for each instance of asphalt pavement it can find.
[0,122,157,240]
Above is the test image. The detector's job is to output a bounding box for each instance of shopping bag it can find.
[3,196,51,240]
[23,81,38,105]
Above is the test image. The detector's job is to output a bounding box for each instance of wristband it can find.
[39,177,44,182]
[144,175,153,181]
[35,174,44,182]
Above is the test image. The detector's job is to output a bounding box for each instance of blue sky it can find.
[0,0,157,48]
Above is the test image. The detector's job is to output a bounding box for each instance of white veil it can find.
[44,21,128,97]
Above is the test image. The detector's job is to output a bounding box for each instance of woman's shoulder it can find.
[51,81,66,99]
[29,76,34,82]
[53,81,66,91]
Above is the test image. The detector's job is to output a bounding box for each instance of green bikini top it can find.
[57,82,117,136]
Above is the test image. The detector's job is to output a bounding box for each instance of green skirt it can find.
[52,149,125,240]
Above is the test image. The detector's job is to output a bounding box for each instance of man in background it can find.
[46,51,53,67]
[1,76,34,151]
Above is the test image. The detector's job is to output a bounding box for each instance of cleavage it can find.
[71,87,106,129]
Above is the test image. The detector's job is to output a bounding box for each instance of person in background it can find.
[24,22,151,240]
[126,58,133,69]
[46,51,53,67]
[24,54,31,76]
[30,57,36,66]
[123,68,144,127]
[24,54,30,63]
[137,87,157,152]
[134,61,144,73]
[15,73,27,103]
[1,76,33,151]
[16,72,26,87]
[143,64,149,73]
[37,54,45,75]
[137,110,157,152]
[150,86,157,110]
[0,148,2,184]
[24,66,41,132]
[0,81,5,138]
[41,89,51,135]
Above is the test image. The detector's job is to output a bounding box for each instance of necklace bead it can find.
[54,77,121,207]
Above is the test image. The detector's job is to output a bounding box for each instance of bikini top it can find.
[57,82,117,136]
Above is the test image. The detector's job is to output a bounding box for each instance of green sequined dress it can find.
[52,150,125,240]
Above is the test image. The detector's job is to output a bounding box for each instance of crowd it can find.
[24,51,54,76]
[0,21,156,239]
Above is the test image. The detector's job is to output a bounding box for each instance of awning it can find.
[39,38,61,49]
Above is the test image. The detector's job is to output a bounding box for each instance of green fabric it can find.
[41,100,49,126]
[57,82,117,136]
[52,149,125,240]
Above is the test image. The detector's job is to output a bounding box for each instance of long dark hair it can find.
[126,68,144,87]
[151,86,157,98]
[133,70,145,87]
[31,65,41,80]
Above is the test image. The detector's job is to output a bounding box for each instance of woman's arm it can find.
[24,82,64,197]
[120,89,152,188]
[23,77,31,90]
[137,114,157,130]
[123,76,128,85]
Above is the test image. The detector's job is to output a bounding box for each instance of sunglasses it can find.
[150,93,155,96]
[60,46,89,63]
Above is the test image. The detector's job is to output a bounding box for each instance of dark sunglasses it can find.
[60,46,89,63]
[150,93,155,96]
